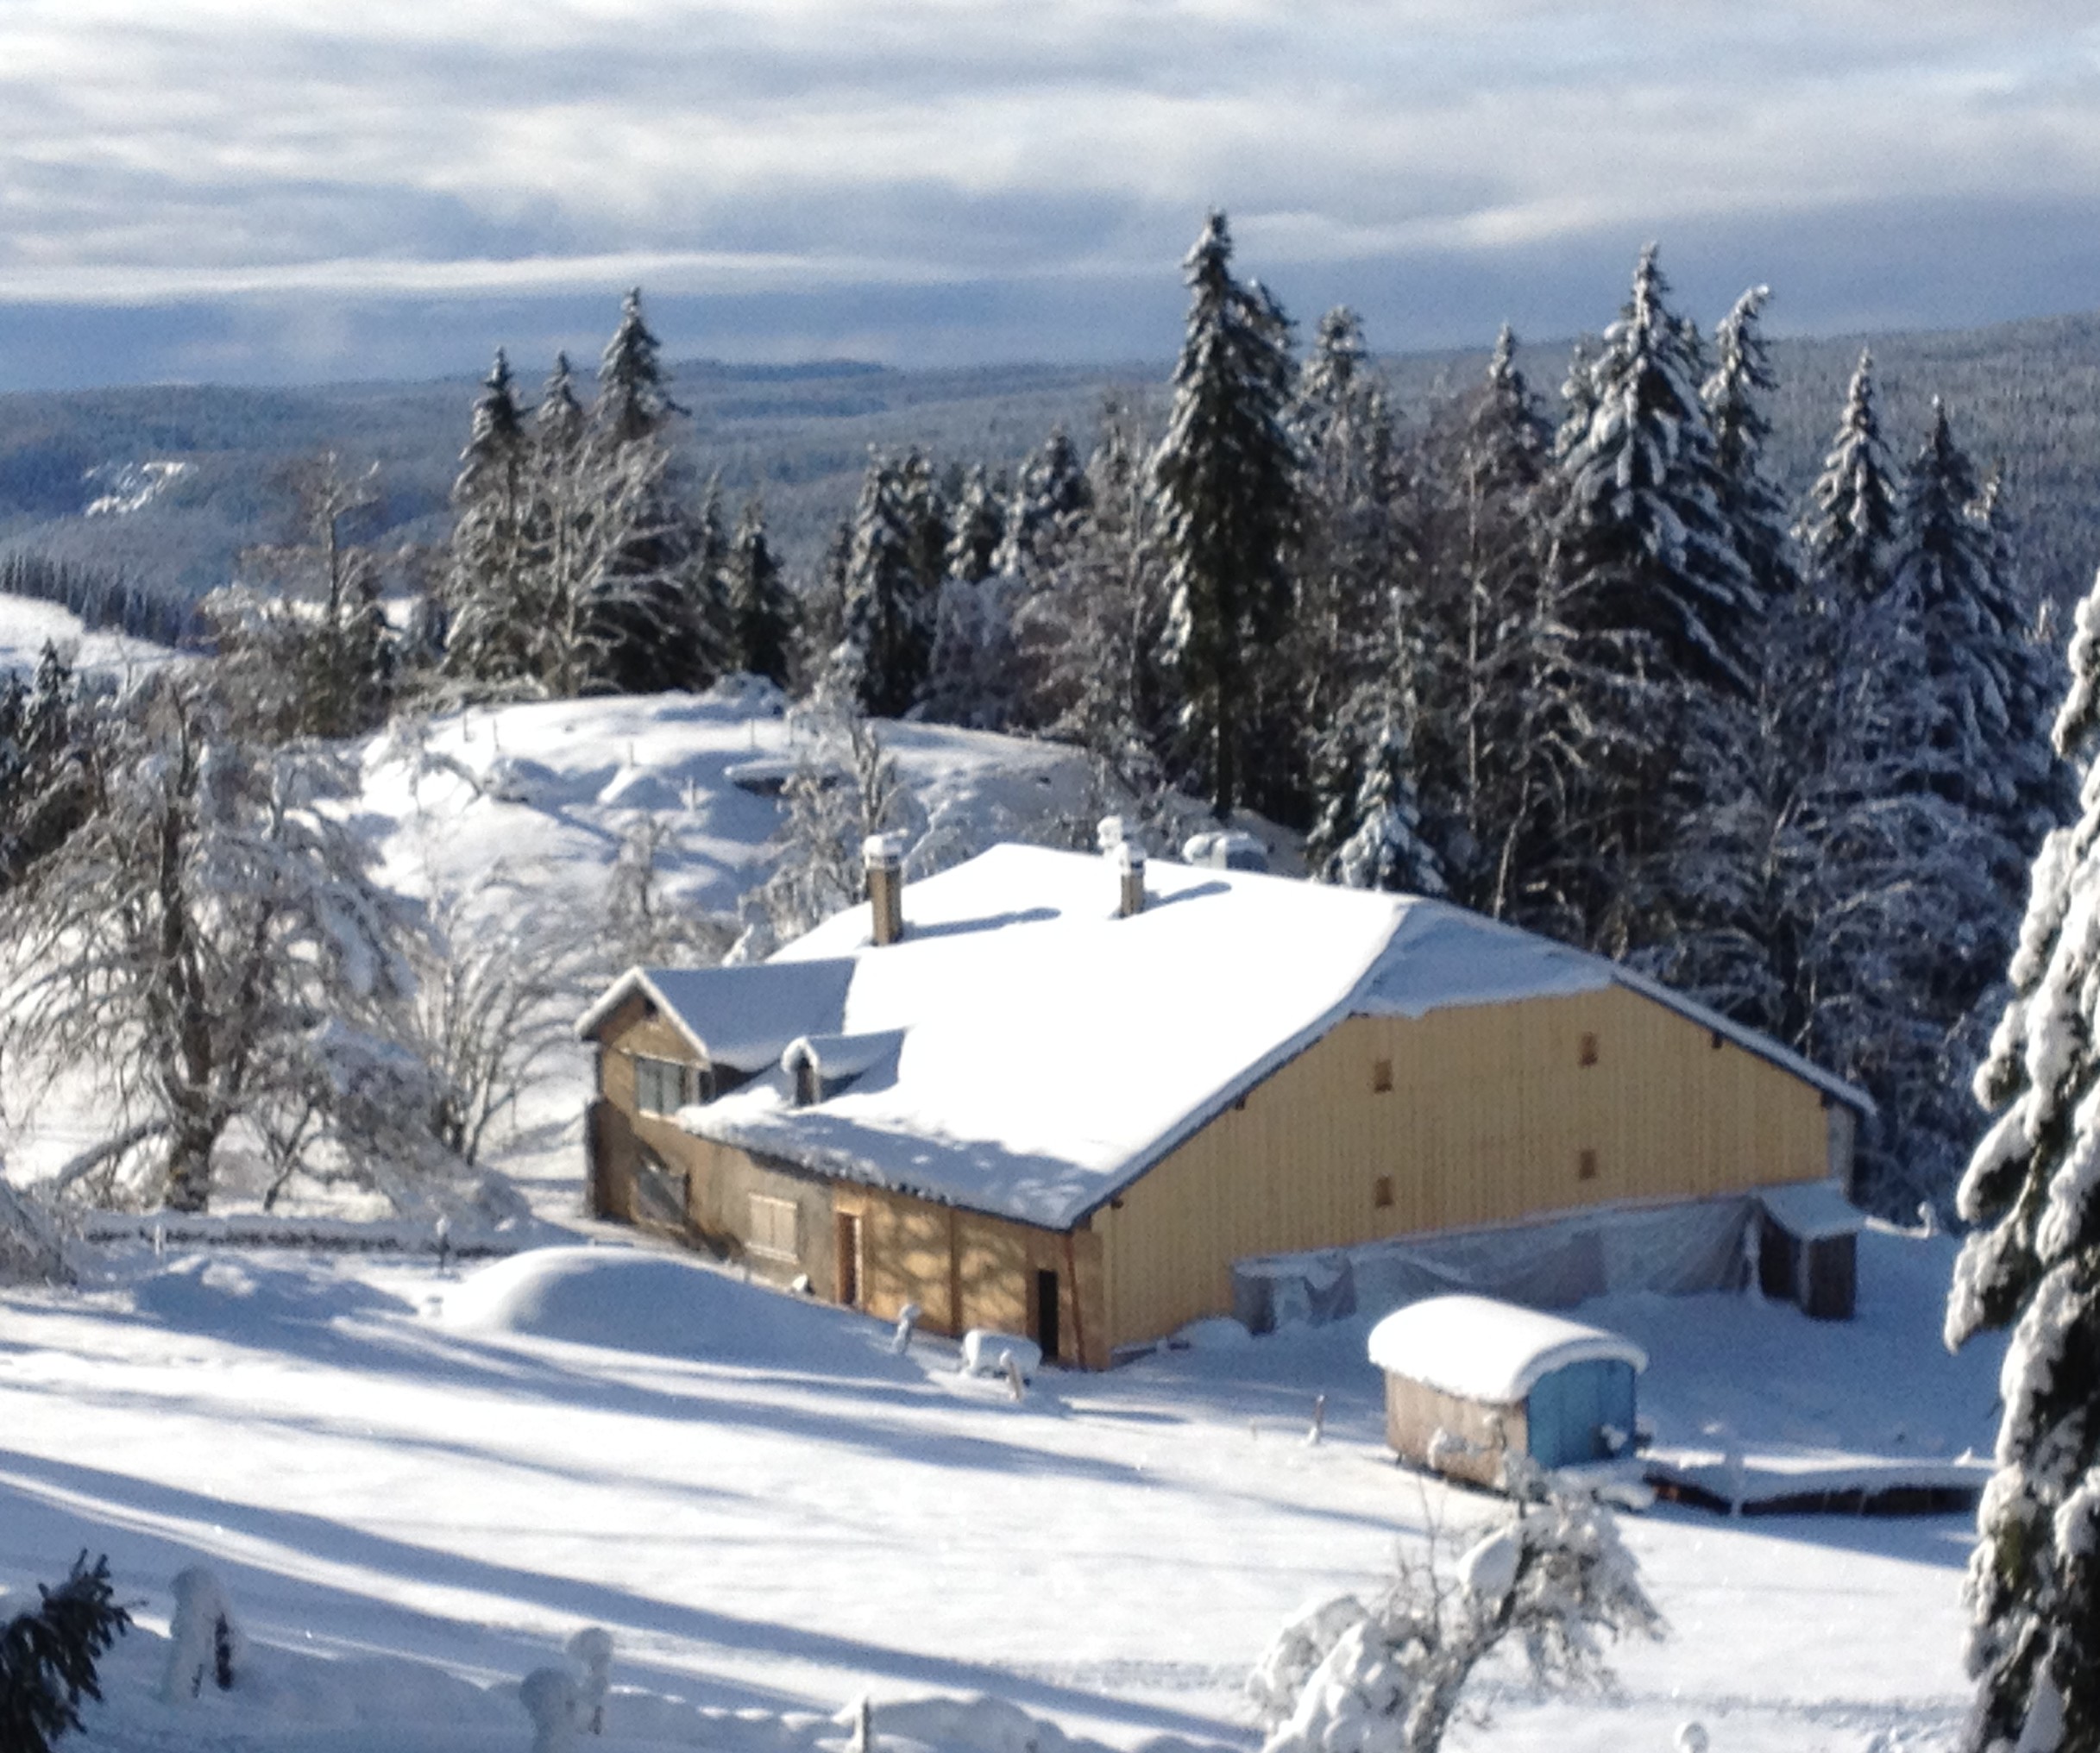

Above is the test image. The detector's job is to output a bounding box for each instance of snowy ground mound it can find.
[443,1244,921,1379]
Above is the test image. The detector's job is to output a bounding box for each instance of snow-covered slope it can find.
[0,1224,2001,1753]
[0,588,175,678]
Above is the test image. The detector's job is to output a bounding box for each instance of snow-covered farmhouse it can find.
[577,839,1871,1368]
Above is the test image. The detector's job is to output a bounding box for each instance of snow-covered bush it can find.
[1251,1473,1661,1753]
[160,1566,241,1703]
[521,1662,580,1753]
[0,1553,129,1753]
[0,1178,70,1286]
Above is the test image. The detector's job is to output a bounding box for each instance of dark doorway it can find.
[1034,1268,1060,1363]
[836,1212,863,1308]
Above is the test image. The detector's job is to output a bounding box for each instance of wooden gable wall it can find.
[1092,983,1841,1354]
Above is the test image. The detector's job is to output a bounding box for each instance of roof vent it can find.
[1116,841,1147,917]
[1182,829,1267,873]
[863,833,905,946]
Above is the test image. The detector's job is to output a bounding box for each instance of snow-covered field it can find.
[0,603,2008,1752]
[0,1227,1997,1753]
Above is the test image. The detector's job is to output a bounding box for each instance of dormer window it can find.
[635,1055,711,1115]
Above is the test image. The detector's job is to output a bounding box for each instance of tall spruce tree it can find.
[1644,286,1813,1032]
[1541,245,1760,953]
[441,349,537,688]
[1293,306,1407,852]
[833,451,939,715]
[1945,567,2100,1753]
[1153,210,1303,818]
[584,290,708,694]
[1799,350,1900,617]
[946,465,1005,585]
[726,497,795,687]
[998,430,1091,580]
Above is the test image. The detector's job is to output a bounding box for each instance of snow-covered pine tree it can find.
[441,349,538,688]
[1313,712,1445,896]
[0,645,96,887]
[582,290,708,694]
[1154,210,1303,819]
[898,450,951,609]
[1292,307,1406,844]
[1898,401,2060,869]
[997,430,1091,581]
[1642,286,1812,1033]
[726,497,795,686]
[1541,246,1761,955]
[832,451,939,716]
[683,472,736,681]
[595,286,679,447]
[946,465,1006,585]
[0,1553,129,1753]
[1703,287,1796,604]
[1944,564,2100,1753]
[1799,350,1900,617]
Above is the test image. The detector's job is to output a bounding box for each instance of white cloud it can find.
[0,2,2094,371]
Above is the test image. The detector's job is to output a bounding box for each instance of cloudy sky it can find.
[0,1,2097,386]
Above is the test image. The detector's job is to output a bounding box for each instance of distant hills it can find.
[4,305,2100,625]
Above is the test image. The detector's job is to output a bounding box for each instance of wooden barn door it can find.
[836,1212,864,1308]
[1034,1268,1060,1363]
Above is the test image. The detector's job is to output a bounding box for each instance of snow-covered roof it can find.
[577,844,1869,1232]
[1366,1294,1649,1403]
[575,961,858,1072]
[1757,1178,1864,1241]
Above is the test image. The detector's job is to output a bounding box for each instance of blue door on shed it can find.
[1525,1360,1637,1467]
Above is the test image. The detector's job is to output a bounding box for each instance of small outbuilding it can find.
[1368,1294,1648,1489]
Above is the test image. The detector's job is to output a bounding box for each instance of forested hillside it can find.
[2,299,2099,630]
[0,223,2089,1233]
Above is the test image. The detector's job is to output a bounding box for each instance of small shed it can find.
[1757,1181,1861,1321]
[1367,1294,1648,1489]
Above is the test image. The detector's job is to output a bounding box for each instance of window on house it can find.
[748,1193,800,1262]
[1578,1034,1599,1067]
[634,1055,695,1115]
[1578,1148,1600,1181]
[1372,1058,1393,1093]
[1373,1175,1395,1209]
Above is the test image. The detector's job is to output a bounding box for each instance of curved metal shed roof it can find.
[1366,1294,1648,1404]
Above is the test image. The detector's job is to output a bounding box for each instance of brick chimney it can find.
[1116,842,1147,918]
[863,833,905,946]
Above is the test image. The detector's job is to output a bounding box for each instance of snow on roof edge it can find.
[574,968,710,1059]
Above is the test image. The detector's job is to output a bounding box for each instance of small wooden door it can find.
[1034,1268,1060,1363]
[836,1212,863,1308]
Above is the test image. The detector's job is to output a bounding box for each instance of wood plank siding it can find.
[1093,985,1835,1354]
[588,996,1110,1364]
